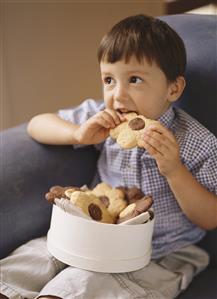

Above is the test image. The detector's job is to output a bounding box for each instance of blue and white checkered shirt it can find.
[58,99,217,259]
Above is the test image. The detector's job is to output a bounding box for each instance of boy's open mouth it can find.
[116,109,137,115]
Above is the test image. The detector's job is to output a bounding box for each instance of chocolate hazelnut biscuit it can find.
[110,112,137,140]
[117,196,153,224]
[92,183,127,218]
[70,191,115,224]
[116,186,145,204]
[105,188,127,218]
[125,186,145,204]
[45,185,78,203]
[92,182,112,196]
[110,113,158,149]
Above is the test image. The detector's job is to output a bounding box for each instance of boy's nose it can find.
[113,84,128,103]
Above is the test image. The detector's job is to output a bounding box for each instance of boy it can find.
[1,14,217,299]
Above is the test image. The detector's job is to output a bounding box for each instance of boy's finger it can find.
[104,108,124,125]
[146,123,176,143]
[144,129,176,149]
[96,117,113,129]
[141,139,163,157]
[143,134,170,155]
[99,110,117,128]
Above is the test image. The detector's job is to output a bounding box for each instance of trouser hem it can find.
[0,282,23,299]
[36,289,70,299]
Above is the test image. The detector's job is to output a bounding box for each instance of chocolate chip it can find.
[88,203,102,221]
[129,117,145,130]
[99,196,110,208]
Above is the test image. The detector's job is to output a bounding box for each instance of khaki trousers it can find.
[0,236,209,299]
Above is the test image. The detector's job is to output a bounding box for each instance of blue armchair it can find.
[0,14,216,299]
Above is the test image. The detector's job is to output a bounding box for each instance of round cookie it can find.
[117,196,153,224]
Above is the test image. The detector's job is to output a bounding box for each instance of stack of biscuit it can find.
[45,183,153,224]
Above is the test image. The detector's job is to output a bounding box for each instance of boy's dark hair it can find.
[97,14,186,82]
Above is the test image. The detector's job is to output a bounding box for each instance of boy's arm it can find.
[166,164,217,230]
[27,113,80,145]
[141,124,217,230]
[27,109,124,145]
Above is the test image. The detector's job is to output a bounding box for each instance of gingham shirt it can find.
[58,99,217,259]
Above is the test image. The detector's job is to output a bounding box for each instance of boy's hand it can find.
[141,123,182,178]
[74,108,124,145]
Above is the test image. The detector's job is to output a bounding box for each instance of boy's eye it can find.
[130,76,143,83]
[103,77,113,84]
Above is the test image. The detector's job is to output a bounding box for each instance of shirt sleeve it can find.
[57,98,105,150]
[58,98,105,124]
[193,134,217,195]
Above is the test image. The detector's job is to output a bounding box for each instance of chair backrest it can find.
[159,14,217,268]
[159,14,217,136]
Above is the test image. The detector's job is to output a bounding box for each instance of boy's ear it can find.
[168,76,186,103]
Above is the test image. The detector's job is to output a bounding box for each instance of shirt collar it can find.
[158,106,175,129]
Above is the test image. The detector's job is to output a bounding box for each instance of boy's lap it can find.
[0,238,209,299]
[37,245,208,299]
[0,236,66,299]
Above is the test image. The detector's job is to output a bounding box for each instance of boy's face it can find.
[100,55,178,120]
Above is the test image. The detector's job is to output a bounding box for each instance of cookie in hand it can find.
[110,113,158,149]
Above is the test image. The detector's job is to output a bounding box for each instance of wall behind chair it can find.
[0,1,165,130]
